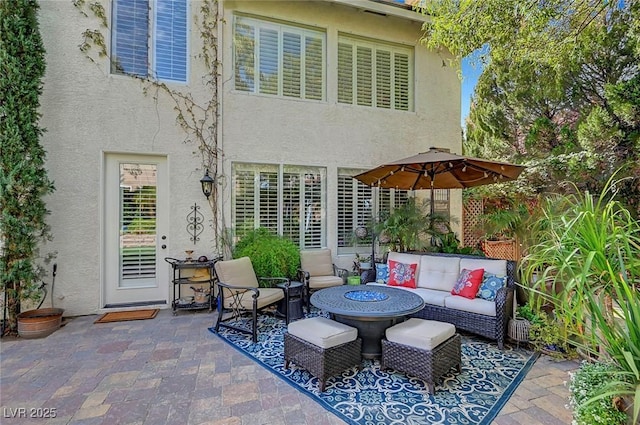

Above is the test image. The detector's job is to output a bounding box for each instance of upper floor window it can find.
[234,16,325,100]
[338,35,413,111]
[233,163,326,249]
[111,0,188,83]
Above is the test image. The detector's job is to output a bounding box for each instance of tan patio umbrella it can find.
[353,147,525,216]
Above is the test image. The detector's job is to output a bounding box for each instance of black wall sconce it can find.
[200,169,214,199]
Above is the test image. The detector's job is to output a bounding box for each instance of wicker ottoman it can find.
[284,317,362,391]
[381,318,461,394]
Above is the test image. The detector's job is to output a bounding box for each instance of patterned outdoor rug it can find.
[209,310,538,425]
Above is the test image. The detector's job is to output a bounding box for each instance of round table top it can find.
[310,285,425,319]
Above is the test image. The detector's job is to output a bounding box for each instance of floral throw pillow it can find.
[387,260,417,288]
[451,268,485,299]
[477,273,507,301]
[375,263,389,284]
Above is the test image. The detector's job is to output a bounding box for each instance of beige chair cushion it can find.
[215,257,260,300]
[300,249,335,277]
[386,318,456,350]
[288,317,357,349]
[444,295,496,316]
[309,275,343,289]
[223,287,284,310]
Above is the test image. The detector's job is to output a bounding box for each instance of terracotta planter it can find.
[17,308,64,339]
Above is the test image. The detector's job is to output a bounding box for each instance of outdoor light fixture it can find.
[200,169,214,199]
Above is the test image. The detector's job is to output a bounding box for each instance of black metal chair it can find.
[213,257,289,343]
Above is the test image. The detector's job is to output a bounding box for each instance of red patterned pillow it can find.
[387,260,418,288]
[451,268,485,299]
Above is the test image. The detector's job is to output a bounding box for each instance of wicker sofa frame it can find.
[400,252,517,350]
[284,332,362,392]
[381,333,462,394]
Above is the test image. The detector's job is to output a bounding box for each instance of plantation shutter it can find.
[233,170,257,239]
[337,175,355,248]
[119,164,157,282]
[259,28,279,95]
[304,36,324,100]
[356,46,373,106]
[337,42,353,104]
[112,0,149,77]
[302,170,324,248]
[259,171,279,233]
[282,173,301,246]
[394,53,410,111]
[234,22,256,92]
[283,32,301,98]
[154,0,187,82]
[376,50,391,109]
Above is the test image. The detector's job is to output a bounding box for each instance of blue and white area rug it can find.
[209,310,538,425]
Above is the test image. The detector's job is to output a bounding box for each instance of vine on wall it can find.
[73,0,225,254]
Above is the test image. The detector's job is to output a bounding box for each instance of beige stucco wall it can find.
[38,1,214,315]
[35,0,460,316]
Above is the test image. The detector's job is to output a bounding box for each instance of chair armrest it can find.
[216,281,261,299]
[258,277,290,288]
[333,265,349,278]
[495,286,514,318]
[297,268,310,283]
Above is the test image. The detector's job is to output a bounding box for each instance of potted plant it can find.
[1,1,58,337]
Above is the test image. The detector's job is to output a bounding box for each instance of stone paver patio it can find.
[0,309,578,424]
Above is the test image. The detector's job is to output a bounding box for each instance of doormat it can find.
[209,309,539,425]
[94,309,159,324]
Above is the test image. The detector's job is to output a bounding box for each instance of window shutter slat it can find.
[356,46,372,106]
[259,28,279,95]
[304,36,323,100]
[394,53,410,111]
[376,50,391,109]
[337,42,353,104]
[112,0,149,77]
[283,32,301,98]
[234,23,255,92]
[155,0,187,82]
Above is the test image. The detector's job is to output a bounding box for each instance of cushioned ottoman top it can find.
[386,318,456,350]
[287,317,357,349]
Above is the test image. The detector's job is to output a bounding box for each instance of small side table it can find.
[277,281,304,321]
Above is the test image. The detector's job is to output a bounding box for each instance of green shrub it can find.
[232,228,300,282]
[568,362,628,425]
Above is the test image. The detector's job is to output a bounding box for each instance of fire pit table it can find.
[310,285,424,359]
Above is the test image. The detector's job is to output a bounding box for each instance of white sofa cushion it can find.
[386,318,456,350]
[418,255,461,291]
[287,317,357,349]
[367,284,449,307]
[445,295,496,316]
[459,258,507,278]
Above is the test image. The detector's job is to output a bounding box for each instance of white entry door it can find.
[103,154,169,307]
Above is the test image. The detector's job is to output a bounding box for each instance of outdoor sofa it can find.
[369,252,517,349]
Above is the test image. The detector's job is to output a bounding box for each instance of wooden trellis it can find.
[462,198,483,249]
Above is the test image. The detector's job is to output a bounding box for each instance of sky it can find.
[460,56,482,128]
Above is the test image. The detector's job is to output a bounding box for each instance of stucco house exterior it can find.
[36,0,461,316]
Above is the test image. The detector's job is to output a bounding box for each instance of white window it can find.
[337,169,410,252]
[111,0,188,83]
[234,16,325,100]
[233,163,326,249]
[338,35,413,111]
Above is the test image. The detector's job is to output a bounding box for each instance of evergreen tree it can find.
[0,0,55,335]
